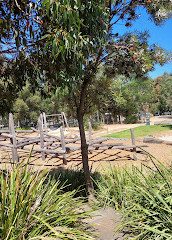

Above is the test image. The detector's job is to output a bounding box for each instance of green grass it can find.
[103,124,172,139]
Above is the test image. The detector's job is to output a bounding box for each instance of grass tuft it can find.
[94,157,172,239]
[0,163,93,240]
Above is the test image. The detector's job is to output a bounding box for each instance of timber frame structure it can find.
[0,113,147,164]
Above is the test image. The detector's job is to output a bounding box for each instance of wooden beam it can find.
[0,142,13,148]
[43,112,48,134]
[130,128,137,160]
[23,147,66,155]
[9,113,19,162]
[60,126,67,165]
[38,114,45,160]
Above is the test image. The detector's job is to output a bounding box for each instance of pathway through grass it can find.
[103,124,172,139]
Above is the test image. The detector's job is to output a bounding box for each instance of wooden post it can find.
[38,114,45,160]
[62,112,69,131]
[61,112,65,129]
[43,112,48,134]
[60,126,67,165]
[9,113,19,162]
[130,128,137,161]
[88,121,92,145]
[97,111,100,125]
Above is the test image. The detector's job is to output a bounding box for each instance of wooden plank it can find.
[9,113,19,162]
[60,126,67,165]
[38,114,45,160]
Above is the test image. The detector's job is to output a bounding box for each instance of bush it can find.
[0,163,93,240]
[124,115,138,124]
[94,157,172,239]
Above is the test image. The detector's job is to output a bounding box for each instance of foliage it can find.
[124,115,138,124]
[0,162,93,240]
[104,124,172,139]
[13,81,61,125]
[94,158,172,239]
[153,73,172,114]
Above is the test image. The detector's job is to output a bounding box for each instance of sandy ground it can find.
[0,115,171,172]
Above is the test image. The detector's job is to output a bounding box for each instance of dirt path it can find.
[84,206,131,240]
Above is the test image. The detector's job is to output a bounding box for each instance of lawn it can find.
[103,124,172,139]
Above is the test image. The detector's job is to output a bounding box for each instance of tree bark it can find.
[77,109,94,194]
[76,73,95,195]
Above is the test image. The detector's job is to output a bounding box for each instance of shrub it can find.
[94,157,172,239]
[124,115,138,124]
[0,163,93,240]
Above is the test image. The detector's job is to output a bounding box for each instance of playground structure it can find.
[43,112,69,132]
[0,113,147,164]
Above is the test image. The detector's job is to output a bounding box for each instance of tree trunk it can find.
[77,109,94,194]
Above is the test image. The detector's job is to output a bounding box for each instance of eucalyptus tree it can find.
[39,0,171,193]
[1,0,172,193]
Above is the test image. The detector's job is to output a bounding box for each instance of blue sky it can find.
[113,8,172,79]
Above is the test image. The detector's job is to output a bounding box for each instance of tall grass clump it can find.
[95,158,172,239]
[0,163,93,240]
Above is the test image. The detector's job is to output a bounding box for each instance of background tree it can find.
[152,73,172,114]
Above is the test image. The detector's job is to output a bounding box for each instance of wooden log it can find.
[17,139,40,148]
[44,133,61,141]
[65,138,80,144]
[65,134,79,139]
[43,141,55,148]
[23,147,65,155]
[9,113,19,162]
[60,126,67,165]
[112,145,136,150]
[65,145,81,153]
[16,130,34,133]
[17,137,40,144]
[62,112,70,131]
[0,133,13,138]
[92,143,124,148]
[38,114,45,160]
[0,138,7,141]
[31,127,39,133]
[130,128,137,160]
[43,112,48,134]
[0,142,13,148]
